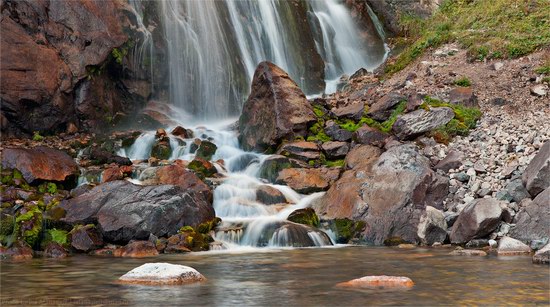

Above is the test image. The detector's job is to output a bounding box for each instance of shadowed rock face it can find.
[522,141,550,197]
[315,144,448,245]
[509,187,550,243]
[238,62,316,152]
[60,181,214,244]
[1,146,79,184]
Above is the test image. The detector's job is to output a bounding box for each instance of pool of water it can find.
[1,246,548,306]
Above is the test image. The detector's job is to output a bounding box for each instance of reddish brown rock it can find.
[171,126,192,139]
[156,165,212,202]
[449,87,479,107]
[276,168,331,194]
[353,125,388,147]
[164,234,193,254]
[0,241,33,261]
[119,240,159,258]
[331,102,365,121]
[277,141,320,162]
[238,62,316,152]
[337,276,414,289]
[1,146,79,184]
[256,185,288,205]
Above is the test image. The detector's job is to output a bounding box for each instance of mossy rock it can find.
[330,218,366,244]
[195,141,217,160]
[0,213,14,236]
[15,205,43,247]
[287,208,320,228]
[175,223,216,251]
[383,236,411,246]
[188,158,217,179]
[151,141,171,160]
[258,156,292,183]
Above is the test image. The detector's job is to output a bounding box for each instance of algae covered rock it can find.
[287,208,320,227]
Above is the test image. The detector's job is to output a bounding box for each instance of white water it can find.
[130,0,387,118]
[117,106,333,249]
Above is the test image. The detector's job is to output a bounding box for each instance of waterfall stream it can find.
[131,0,388,119]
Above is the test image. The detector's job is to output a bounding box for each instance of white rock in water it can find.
[119,263,206,285]
[497,236,531,256]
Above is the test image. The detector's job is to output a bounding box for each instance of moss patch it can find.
[330,218,366,244]
[287,208,320,228]
[424,96,482,144]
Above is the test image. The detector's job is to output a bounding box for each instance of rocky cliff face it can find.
[364,0,440,35]
[0,0,153,136]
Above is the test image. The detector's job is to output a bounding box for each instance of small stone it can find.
[532,243,550,264]
[455,172,470,182]
[488,239,498,248]
[497,236,531,255]
[530,84,547,97]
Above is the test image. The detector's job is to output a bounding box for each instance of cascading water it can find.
[116,106,333,250]
[131,0,388,119]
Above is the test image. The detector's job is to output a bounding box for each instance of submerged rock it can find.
[119,263,206,285]
[60,180,214,244]
[238,62,316,152]
[337,276,414,289]
[449,248,487,256]
[1,146,79,184]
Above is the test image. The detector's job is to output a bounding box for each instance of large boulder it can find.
[450,198,503,244]
[1,146,79,184]
[238,62,316,152]
[315,144,448,244]
[509,187,550,243]
[522,141,550,197]
[392,107,455,140]
[60,180,214,244]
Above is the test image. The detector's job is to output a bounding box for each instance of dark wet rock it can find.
[101,165,133,183]
[287,208,320,227]
[238,62,316,152]
[69,224,104,252]
[449,87,478,107]
[60,180,214,244]
[509,187,550,243]
[277,141,320,162]
[417,206,447,245]
[151,139,171,160]
[327,218,366,244]
[258,155,293,183]
[353,125,388,147]
[522,141,550,197]
[321,141,350,159]
[450,198,503,244]
[119,240,159,258]
[0,241,34,261]
[69,184,93,198]
[465,239,489,248]
[445,212,460,227]
[504,179,530,203]
[324,120,353,142]
[171,126,193,139]
[331,102,365,121]
[316,144,448,245]
[89,147,132,166]
[367,92,406,121]
[43,242,68,258]
[164,234,193,253]
[276,168,330,194]
[497,236,531,256]
[533,243,550,264]
[1,146,79,184]
[434,150,464,172]
[392,107,455,140]
[262,221,332,247]
[196,141,217,160]
[256,185,287,205]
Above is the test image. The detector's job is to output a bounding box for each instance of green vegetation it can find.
[177,218,220,251]
[331,218,366,244]
[45,228,68,246]
[536,57,550,74]
[324,159,345,168]
[287,208,320,228]
[307,122,331,142]
[337,100,407,134]
[454,76,472,87]
[385,0,550,76]
[423,96,482,143]
[32,131,44,141]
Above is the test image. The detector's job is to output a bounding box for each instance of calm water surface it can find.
[1,246,548,306]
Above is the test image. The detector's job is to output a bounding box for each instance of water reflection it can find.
[1,246,548,306]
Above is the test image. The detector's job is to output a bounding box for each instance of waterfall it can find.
[131,0,387,119]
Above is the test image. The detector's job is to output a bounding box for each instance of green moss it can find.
[151,142,172,160]
[46,228,68,246]
[324,159,345,168]
[331,218,366,244]
[383,237,410,246]
[338,100,407,134]
[536,57,550,74]
[287,208,320,228]
[196,217,221,234]
[188,159,217,179]
[424,96,482,143]
[16,206,43,247]
[195,141,218,160]
[32,131,44,141]
[13,169,23,180]
[312,105,326,118]
[385,0,550,76]
[307,121,331,142]
[454,76,472,87]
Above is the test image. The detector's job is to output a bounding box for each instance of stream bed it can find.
[1,246,548,306]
